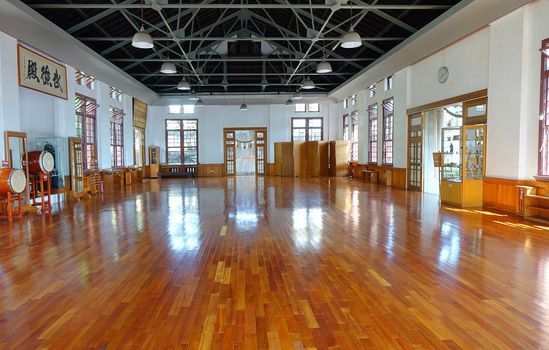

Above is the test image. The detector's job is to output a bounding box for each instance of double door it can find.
[224,128,267,176]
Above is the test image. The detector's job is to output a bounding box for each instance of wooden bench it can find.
[361,169,378,183]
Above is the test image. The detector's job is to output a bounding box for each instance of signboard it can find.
[17,44,68,100]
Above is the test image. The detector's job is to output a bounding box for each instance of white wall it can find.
[0,29,136,170]
[146,103,339,164]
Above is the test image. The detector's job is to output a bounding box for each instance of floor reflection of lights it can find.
[167,190,201,252]
[228,210,261,230]
[438,222,461,268]
[292,208,323,251]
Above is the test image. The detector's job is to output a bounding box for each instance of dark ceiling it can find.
[22,0,462,96]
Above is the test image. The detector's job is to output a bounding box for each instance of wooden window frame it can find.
[382,98,394,166]
[538,38,549,176]
[165,119,199,165]
[291,117,323,142]
[75,93,97,171]
[368,103,378,164]
[369,84,376,98]
[109,107,125,168]
[343,113,358,162]
[75,70,95,90]
[307,103,320,112]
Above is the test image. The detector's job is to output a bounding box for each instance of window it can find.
[343,113,359,162]
[292,118,323,142]
[134,128,144,167]
[75,94,98,170]
[368,104,378,163]
[369,84,376,98]
[109,86,123,101]
[169,105,181,114]
[295,103,306,113]
[109,107,125,168]
[382,98,394,165]
[351,94,357,106]
[308,103,320,112]
[343,98,349,109]
[166,119,198,164]
[183,105,195,114]
[385,76,393,91]
[539,39,549,175]
[75,70,95,89]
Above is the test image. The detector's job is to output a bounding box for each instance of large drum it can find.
[0,168,27,194]
[23,151,55,175]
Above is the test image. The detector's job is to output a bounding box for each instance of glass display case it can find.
[441,127,462,182]
[35,137,68,190]
[463,125,485,180]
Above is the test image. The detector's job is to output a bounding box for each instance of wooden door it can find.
[407,114,423,191]
[224,130,236,176]
[68,137,84,194]
[255,129,266,176]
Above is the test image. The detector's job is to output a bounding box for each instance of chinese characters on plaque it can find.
[17,44,68,100]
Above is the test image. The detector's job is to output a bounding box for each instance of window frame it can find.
[75,93,97,171]
[343,112,359,162]
[369,84,376,98]
[165,119,199,165]
[75,70,95,90]
[382,98,394,166]
[291,117,323,142]
[539,39,549,176]
[307,103,320,112]
[368,103,378,164]
[109,106,125,168]
[294,103,307,113]
[385,76,393,91]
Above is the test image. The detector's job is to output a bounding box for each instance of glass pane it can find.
[293,129,306,141]
[464,127,484,180]
[308,103,319,112]
[183,130,197,146]
[169,105,181,114]
[293,119,306,127]
[183,105,195,114]
[167,130,180,147]
[467,104,487,118]
[295,103,306,112]
[168,149,181,164]
[309,119,322,128]
[167,120,181,130]
[308,128,322,141]
[184,147,198,164]
[183,120,197,130]
[226,132,234,139]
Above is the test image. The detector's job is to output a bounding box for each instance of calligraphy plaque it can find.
[17,44,68,100]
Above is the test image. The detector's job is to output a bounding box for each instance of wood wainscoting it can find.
[483,177,549,215]
[355,164,407,189]
[197,164,225,177]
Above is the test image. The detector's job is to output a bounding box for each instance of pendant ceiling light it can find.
[160,61,177,74]
[285,98,294,106]
[240,95,248,110]
[177,78,190,90]
[316,60,332,74]
[195,97,204,107]
[302,78,315,90]
[132,2,153,49]
[292,92,303,100]
[341,2,362,49]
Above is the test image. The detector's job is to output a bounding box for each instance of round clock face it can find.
[438,66,449,84]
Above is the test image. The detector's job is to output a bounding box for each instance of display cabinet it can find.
[439,124,486,208]
[148,146,160,178]
[36,137,68,190]
[441,127,462,182]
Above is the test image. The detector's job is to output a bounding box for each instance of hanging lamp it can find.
[341,2,362,49]
[132,1,153,49]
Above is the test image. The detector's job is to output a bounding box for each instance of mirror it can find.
[4,131,30,204]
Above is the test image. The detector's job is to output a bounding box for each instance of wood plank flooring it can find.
[1,176,549,349]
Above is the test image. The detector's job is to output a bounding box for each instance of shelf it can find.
[527,206,549,213]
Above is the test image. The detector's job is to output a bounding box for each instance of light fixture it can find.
[177,78,190,90]
[302,78,315,90]
[132,26,154,49]
[341,2,362,49]
[316,60,332,74]
[240,95,248,110]
[195,97,204,107]
[285,98,294,106]
[341,31,362,49]
[292,92,303,100]
[160,61,177,74]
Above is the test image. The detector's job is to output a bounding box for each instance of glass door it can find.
[407,114,423,191]
[224,130,235,176]
[255,130,266,176]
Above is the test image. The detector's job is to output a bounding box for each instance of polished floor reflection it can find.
[1,176,549,349]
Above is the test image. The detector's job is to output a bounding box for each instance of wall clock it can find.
[438,66,449,84]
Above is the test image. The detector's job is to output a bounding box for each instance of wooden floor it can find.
[1,176,549,349]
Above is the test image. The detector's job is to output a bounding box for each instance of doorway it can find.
[224,128,267,176]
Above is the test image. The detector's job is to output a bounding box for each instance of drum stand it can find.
[0,192,23,222]
[29,172,52,215]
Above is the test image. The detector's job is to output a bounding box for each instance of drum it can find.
[0,168,27,194]
[23,151,55,175]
